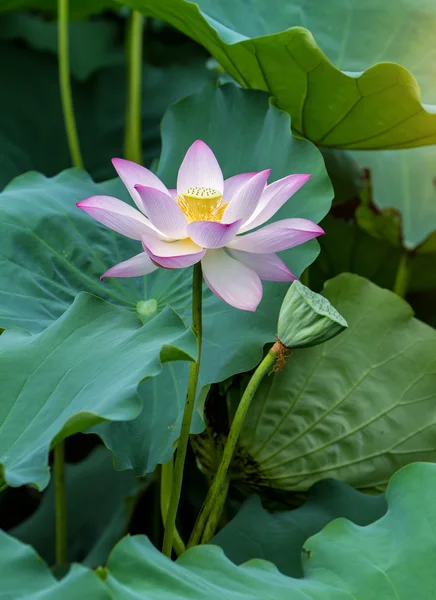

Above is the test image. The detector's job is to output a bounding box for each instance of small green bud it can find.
[277,281,347,349]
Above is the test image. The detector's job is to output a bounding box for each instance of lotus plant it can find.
[77,140,323,311]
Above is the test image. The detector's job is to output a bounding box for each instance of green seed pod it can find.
[277,281,347,349]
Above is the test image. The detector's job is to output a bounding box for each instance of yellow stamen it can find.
[177,186,228,223]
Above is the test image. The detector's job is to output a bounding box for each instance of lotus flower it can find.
[77,141,323,311]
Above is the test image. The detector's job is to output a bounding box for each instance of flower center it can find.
[177,186,228,223]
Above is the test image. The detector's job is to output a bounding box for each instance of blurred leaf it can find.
[0,0,119,20]
[0,39,214,187]
[0,13,123,80]
[353,147,436,250]
[312,215,436,294]
[119,0,436,149]
[11,447,143,567]
[103,463,436,598]
[213,480,386,577]
[0,530,107,598]
[0,293,195,490]
[320,148,363,204]
[200,274,436,493]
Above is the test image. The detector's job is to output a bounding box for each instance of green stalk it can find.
[54,441,68,565]
[0,482,8,494]
[393,252,410,298]
[160,458,186,556]
[188,345,279,548]
[125,10,144,163]
[162,263,203,557]
[58,0,83,169]
[200,477,229,544]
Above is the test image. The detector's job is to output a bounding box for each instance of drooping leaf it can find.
[117,0,436,149]
[11,447,144,567]
[198,274,436,493]
[0,293,195,490]
[102,462,436,598]
[0,530,107,598]
[212,480,386,577]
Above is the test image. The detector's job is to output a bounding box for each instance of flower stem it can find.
[188,344,279,548]
[54,441,68,565]
[200,477,229,544]
[160,458,186,556]
[0,482,8,494]
[124,10,144,164]
[393,252,411,298]
[57,0,83,169]
[162,263,203,557]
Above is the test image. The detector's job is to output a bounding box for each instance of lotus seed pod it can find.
[277,281,347,349]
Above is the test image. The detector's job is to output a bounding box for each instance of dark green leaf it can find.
[213,480,386,577]
[11,447,144,567]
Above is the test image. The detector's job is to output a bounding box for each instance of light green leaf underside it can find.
[11,447,143,567]
[0,293,195,490]
[212,480,386,577]
[231,273,436,492]
[117,0,436,149]
[102,462,436,598]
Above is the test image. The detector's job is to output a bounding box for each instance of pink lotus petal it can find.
[101,252,158,279]
[135,185,187,239]
[187,219,242,249]
[142,235,205,269]
[241,174,311,233]
[177,140,223,194]
[222,169,271,224]
[112,158,170,214]
[229,218,324,254]
[228,250,296,282]
[77,196,159,241]
[168,189,178,199]
[223,172,258,200]
[201,249,263,312]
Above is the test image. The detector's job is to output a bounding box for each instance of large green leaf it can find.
[0,293,195,490]
[103,463,436,598]
[0,530,107,598]
[0,39,214,186]
[198,274,436,493]
[118,0,436,149]
[0,85,331,476]
[212,481,386,577]
[11,447,143,567]
[95,83,332,475]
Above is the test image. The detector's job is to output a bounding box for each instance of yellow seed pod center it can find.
[177,186,228,223]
